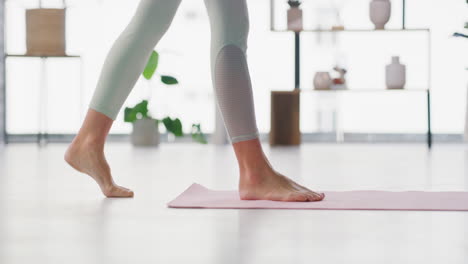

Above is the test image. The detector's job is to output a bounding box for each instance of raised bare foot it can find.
[239,166,324,202]
[64,138,134,198]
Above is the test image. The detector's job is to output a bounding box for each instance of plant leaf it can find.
[124,107,137,123]
[161,75,179,85]
[143,51,159,80]
[172,118,183,137]
[191,123,207,144]
[162,117,183,137]
[162,117,172,133]
[124,100,150,122]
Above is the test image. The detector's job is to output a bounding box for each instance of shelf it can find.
[298,88,430,93]
[271,28,430,33]
[6,54,81,58]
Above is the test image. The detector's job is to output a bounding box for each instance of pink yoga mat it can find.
[167,183,468,211]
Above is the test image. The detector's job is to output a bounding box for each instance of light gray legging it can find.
[89,0,259,143]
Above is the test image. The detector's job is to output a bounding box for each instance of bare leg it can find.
[65,0,181,197]
[65,109,134,197]
[235,139,325,202]
[204,0,324,202]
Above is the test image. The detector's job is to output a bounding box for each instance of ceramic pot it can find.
[287,7,303,32]
[369,0,391,30]
[131,118,160,146]
[313,72,332,90]
[385,56,406,89]
[26,8,66,56]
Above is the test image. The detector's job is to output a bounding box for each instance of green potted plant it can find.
[124,50,207,146]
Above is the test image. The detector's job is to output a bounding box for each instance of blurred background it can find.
[1,0,467,144]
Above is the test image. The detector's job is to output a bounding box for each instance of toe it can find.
[282,177,322,199]
[104,185,134,198]
[119,187,134,197]
[287,192,309,202]
[124,189,134,197]
[313,192,325,201]
[307,192,324,202]
[305,193,317,201]
[120,186,133,193]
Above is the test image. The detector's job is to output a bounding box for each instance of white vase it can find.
[385,56,406,90]
[313,72,332,90]
[287,7,303,32]
[369,0,391,30]
[131,118,160,147]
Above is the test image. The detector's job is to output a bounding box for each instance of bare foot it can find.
[239,166,324,202]
[64,138,134,198]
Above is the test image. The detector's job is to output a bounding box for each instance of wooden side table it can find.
[270,90,301,146]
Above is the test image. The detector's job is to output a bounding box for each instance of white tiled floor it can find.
[0,143,467,264]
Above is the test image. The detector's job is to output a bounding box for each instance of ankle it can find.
[238,157,269,173]
[71,133,105,150]
[71,109,112,149]
[239,159,273,185]
[234,139,269,169]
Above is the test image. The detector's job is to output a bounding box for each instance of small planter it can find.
[26,8,66,56]
[131,118,160,147]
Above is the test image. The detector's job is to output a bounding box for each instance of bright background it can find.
[4,0,468,137]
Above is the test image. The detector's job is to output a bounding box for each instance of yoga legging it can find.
[89,0,259,143]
